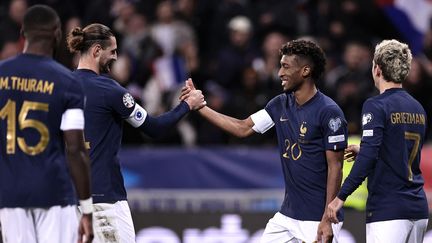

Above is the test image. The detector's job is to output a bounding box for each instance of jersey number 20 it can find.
[0,99,49,155]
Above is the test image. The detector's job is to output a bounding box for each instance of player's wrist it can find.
[79,197,93,214]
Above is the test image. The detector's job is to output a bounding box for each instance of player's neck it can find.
[77,55,100,74]
[23,41,54,57]
[293,83,317,106]
[378,79,402,94]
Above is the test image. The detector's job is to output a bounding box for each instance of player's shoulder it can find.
[318,91,340,107]
[317,91,344,113]
[362,93,388,112]
[266,93,287,109]
[74,70,124,90]
[0,54,30,70]
[0,55,18,67]
[271,93,286,103]
[49,60,76,78]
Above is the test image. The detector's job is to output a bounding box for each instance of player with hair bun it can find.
[67,23,205,243]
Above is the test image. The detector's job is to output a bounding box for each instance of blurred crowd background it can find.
[1,0,432,146]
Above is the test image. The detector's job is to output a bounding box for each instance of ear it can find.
[92,44,102,58]
[54,27,62,45]
[302,66,311,78]
[374,64,381,77]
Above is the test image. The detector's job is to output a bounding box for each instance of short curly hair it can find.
[279,39,326,80]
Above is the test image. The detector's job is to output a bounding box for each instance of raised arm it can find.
[198,106,256,138]
[183,78,258,138]
[125,88,205,139]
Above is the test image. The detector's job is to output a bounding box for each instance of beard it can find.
[100,59,115,74]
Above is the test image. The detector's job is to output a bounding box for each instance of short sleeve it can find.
[105,84,135,119]
[251,109,274,134]
[263,95,281,121]
[321,105,348,151]
[63,77,84,110]
[60,109,84,130]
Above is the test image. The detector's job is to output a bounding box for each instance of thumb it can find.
[186,78,196,90]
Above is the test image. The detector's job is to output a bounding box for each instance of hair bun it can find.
[71,27,84,36]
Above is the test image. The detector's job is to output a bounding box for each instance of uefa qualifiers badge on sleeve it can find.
[328,117,342,132]
[123,93,135,108]
[362,113,373,126]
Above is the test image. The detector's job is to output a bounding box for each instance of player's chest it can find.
[277,107,323,144]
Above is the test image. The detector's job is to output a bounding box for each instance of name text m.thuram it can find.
[0,76,54,95]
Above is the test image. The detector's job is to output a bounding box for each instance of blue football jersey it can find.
[0,54,84,207]
[73,69,135,203]
[339,88,428,223]
[265,91,348,221]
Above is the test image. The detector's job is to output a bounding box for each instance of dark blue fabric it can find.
[264,91,347,221]
[74,69,133,203]
[339,88,429,222]
[139,101,189,138]
[0,54,83,207]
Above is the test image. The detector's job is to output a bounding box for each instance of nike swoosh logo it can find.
[280,117,289,122]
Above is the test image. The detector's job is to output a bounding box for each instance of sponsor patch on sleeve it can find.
[362,129,374,137]
[328,134,345,143]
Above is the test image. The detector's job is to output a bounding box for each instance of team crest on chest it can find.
[299,122,307,137]
[123,93,135,108]
[328,117,342,132]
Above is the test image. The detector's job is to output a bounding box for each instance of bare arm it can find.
[63,130,91,200]
[324,150,344,208]
[198,106,256,138]
[316,149,344,242]
[182,78,256,138]
[63,130,94,243]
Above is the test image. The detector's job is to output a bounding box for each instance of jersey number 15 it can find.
[0,99,50,155]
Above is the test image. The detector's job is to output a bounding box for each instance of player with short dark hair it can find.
[327,39,429,242]
[67,23,205,242]
[184,39,347,242]
[0,4,93,243]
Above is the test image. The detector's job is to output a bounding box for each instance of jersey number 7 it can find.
[405,131,420,181]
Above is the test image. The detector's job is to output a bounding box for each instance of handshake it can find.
[179,78,207,111]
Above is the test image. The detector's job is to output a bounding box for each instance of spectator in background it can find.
[151,0,197,91]
[325,40,375,134]
[250,0,299,38]
[253,31,289,97]
[226,67,275,145]
[214,15,260,91]
[404,57,432,140]
[120,12,162,93]
[67,23,205,242]
[56,16,81,69]
[0,40,20,60]
[194,81,231,144]
[0,0,27,50]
